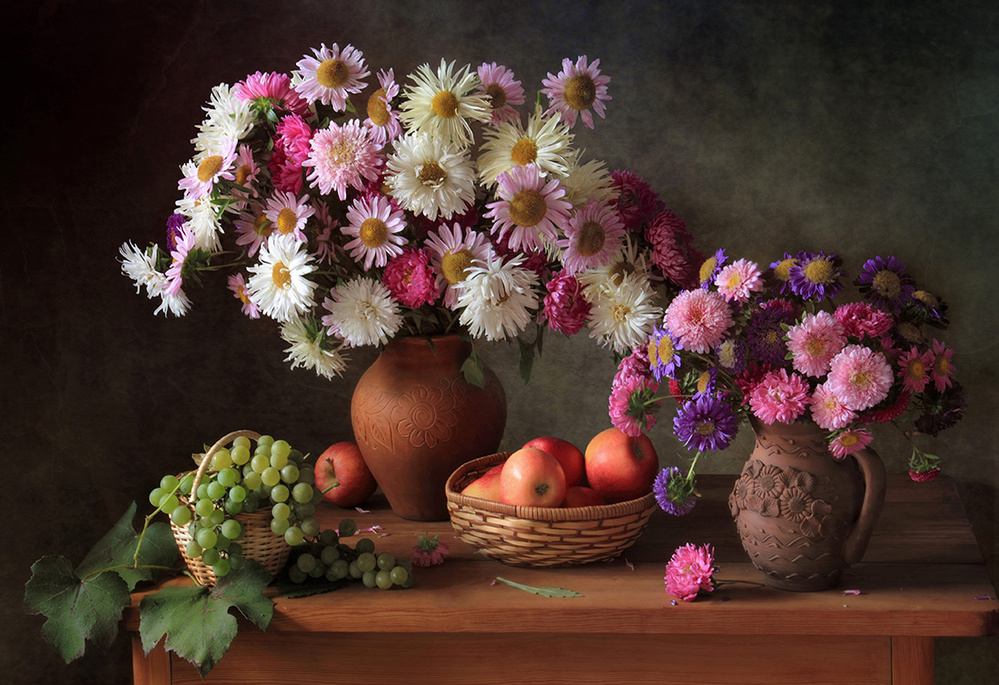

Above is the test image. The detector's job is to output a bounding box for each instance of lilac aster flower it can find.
[699,249,727,289]
[856,255,915,312]
[166,213,186,251]
[653,466,697,516]
[769,251,803,296]
[648,326,682,381]
[673,393,738,452]
[788,251,845,301]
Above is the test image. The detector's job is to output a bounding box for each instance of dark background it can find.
[4,1,997,683]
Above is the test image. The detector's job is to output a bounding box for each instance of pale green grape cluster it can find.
[285,519,414,590]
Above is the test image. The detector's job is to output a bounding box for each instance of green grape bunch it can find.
[285,520,414,591]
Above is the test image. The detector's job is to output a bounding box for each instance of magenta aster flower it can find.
[714,258,764,303]
[648,326,682,381]
[609,374,659,437]
[235,70,309,116]
[786,311,847,377]
[268,114,314,195]
[558,199,625,273]
[898,346,934,393]
[653,467,697,516]
[673,393,738,452]
[826,345,893,411]
[829,428,873,460]
[541,55,611,129]
[542,270,591,336]
[608,169,665,230]
[809,381,857,430]
[227,273,260,319]
[411,534,449,567]
[834,301,894,340]
[486,163,572,252]
[664,543,716,602]
[748,368,811,424]
[646,210,699,288]
[788,251,845,300]
[930,339,956,392]
[382,248,438,309]
[856,255,915,312]
[476,62,526,126]
[293,43,369,110]
[303,120,382,201]
[664,289,733,354]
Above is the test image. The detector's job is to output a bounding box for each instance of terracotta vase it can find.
[350,335,506,521]
[728,418,886,591]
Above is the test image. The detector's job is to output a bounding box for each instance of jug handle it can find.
[843,446,887,565]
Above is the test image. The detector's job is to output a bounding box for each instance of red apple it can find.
[461,464,503,501]
[584,428,659,502]
[522,436,586,487]
[315,441,378,508]
[499,447,566,508]
[562,485,607,508]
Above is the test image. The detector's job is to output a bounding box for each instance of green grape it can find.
[242,496,259,513]
[194,498,215,518]
[297,466,315,486]
[288,566,307,584]
[200,548,220,566]
[257,435,275,449]
[231,444,250,466]
[229,542,243,559]
[284,526,305,546]
[158,493,179,513]
[148,487,166,508]
[396,559,413,574]
[348,560,362,579]
[308,564,325,578]
[269,452,289,471]
[233,435,251,450]
[272,502,291,520]
[212,448,232,471]
[216,535,231,552]
[327,559,349,581]
[179,473,195,495]
[197,528,218,550]
[377,553,395,571]
[292,483,313,504]
[261,467,281,487]
[250,454,270,474]
[171,505,192,526]
[271,439,291,461]
[289,449,305,465]
[357,552,376,573]
[300,517,320,539]
[185,539,203,559]
[319,529,338,546]
[209,509,225,526]
[390,565,409,586]
[320,545,340,566]
[206,480,226,500]
[196,483,210,500]
[375,570,394,590]
[243,471,262,490]
[213,557,231,577]
[310,487,324,506]
[160,474,180,492]
[221,519,242,540]
[229,485,247,503]
[294,502,316,519]
[224,498,243,515]
[339,519,357,538]
[280,464,299,484]
[355,538,375,555]
[296,553,317,574]
[270,484,290,503]
[217,468,239,488]
[362,570,378,588]
[271,518,290,536]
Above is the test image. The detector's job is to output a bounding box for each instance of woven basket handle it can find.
[189,430,262,506]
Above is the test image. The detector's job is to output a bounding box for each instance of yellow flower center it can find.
[418,161,447,188]
[805,338,827,358]
[197,155,224,183]
[328,140,356,166]
[276,208,298,234]
[366,88,390,126]
[272,261,291,289]
[647,339,660,367]
[897,321,922,344]
[774,258,798,282]
[725,271,744,290]
[510,137,538,166]
[908,359,926,379]
[838,433,859,448]
[317,58,349,88]
[697,371,712,395]
[699,256,717,283]
[873,270,902,298]
[441,249,474,285]
[695,420,716,436]
[254,213,273,237]
[564,74,597,111]
[850,369,872,389]
[576,221,606,257]
[431,90,459,118]
[804,258,834,284]
[237,284,252,305]
[611,303,632,322]
[359,218,388,248]
[913,290,939,308]
[235,164,252,187]
[509,189,547,227]
[935,356,950,376]
[485,83,507,109]
[657,335,676,364]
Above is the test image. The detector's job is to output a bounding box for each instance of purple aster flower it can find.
[856,255,916,313]
[653,466,697,516]
[745,301,797,367]
[673,393,739,452]
[788,251,845,301]
[715,337,748,375]
[699,248,728,289]
[166,213,186,251]
[648,326,682,381]
[769,251,804,296]
[914,380,966,436]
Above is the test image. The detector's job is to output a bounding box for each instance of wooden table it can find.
[125,475,997,684]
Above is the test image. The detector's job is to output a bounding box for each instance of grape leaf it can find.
[24,556,131,662]
[138,562,274,677]
[494,576,583,598]
[461,348,486,388]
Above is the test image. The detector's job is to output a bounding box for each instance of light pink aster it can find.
[424,223,494,309]
[786,311,848,377]
[382,248,438,309]
[541,55,611,129]
[809,381,857,430]
[477,62,526,126]
[558,199,625,273]
[263,190,314,242]
[714,258,764,303]
[293,43,369,110]
[542,269,591,336]
[485,163,572,252]
[311,200,338,265]
[303,120,382,201]
[664,289,733,354]
[164,225,196,297]
[664,543,716,602]
[930,339,956,392]
[749,368,811,424]
[178,139,237,200]
[227,273,260,319]
[897,346,933,393]
[341,193,406,270]
[363,68,402,147]
[829,428,873,460]
[834,302,894,339]
[234,70,309,116]
[826,345,893,411]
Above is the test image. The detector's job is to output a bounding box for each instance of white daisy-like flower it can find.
[585,271,662,354]
[195,83,255,144]
[177,138,238,200]
[175,194,225,253]
[576,233,653,297]
[322,277,403,348]
[342,193,407,270]
[263,191,314,242]
[560,155,614,207]
[293,43,369,110]
[455,254,539,341]
[398,59,491,148]
[154,289,192,318]
[424,223,494,309]
[281,318,349,380]
[386,131,476,221]
[119,242,167,299]
[246,233,318,323]
[557,199,626,274]
[476,107,574,186]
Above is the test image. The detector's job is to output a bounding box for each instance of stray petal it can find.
[355,506,371,514]
[843,589,862,596]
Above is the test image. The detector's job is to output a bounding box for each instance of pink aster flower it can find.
[542,269,591,336]
[227,273,260,319]
[542,55,611,129]
[411,534,449,568]
[646,210,699,288]
[664,289,734,354]
[809,381,857,430]
[786,311,848,377]
[834,302,894,340]
[363,68,402,147]
[829,428,873,460]
[477,62,526,126]
[827,345,893,411]
[748,368,811,424]
[664,543,716,602]
[234,70,309,116]
[383,248,438,309]
[342,193,406,270]
[293,43,369,110]
[303,120,382,201]
[714,258,764,303]
[311,200,339,265]
[485,163,572,253]
[178,139,237,200]
[930,339,955,392]
[263,190,314,242]
[609,374,659,437]
[898,346,934,393]
[558,199,625,273]
[164,225,197,296]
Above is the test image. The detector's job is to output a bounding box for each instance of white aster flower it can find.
[322,277,403,348]
[476,107,574,186]
[585,271,662,354]
[175,194,225,253]
[119,242,167,299]
[398,59,491,148]
[424,223,494,309]
[154,289,192,318]
[281,318,349,380]
[246,234,318,323]
[456,254,539,341]
[560,155,614,207]
[197,83,255,143]
[386,131,476,221]
[576,233,653,298]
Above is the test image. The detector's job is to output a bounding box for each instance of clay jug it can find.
[350,335,506,521]
[728,418,886,591]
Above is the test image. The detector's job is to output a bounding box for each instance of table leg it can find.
[132,635,172,685]
[892,636,934,685]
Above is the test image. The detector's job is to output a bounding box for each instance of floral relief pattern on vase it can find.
[391,377,469,449]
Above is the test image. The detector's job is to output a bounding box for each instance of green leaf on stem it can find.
[494,576,583,598]
[76,502,179,591]
[461,346,486,388]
